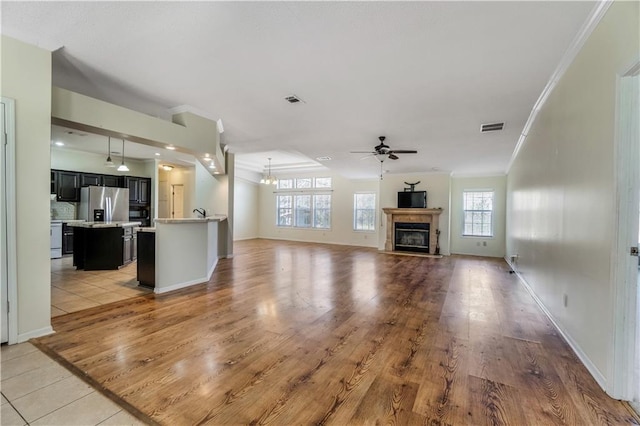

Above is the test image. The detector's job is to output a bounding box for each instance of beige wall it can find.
[1,36,53,340]
[234,178,259,240]
[158,166,195,218]
[258,172,380,248]
[450,175,506,257]
[506,1,639,384]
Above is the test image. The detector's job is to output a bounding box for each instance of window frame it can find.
[353,192,377,232]
[462,190,495,238]
[275,177,333,230]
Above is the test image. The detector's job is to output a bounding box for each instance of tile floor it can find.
[51,257,151,317]
[1,342,144,425]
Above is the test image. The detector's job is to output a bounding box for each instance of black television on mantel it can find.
[398,191,427,208]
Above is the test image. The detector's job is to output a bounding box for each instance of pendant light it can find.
[104,137,115,167]
[260,157,278,185]
[117,139,129,172]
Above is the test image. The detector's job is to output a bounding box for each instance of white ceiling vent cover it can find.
[480,122,504,132]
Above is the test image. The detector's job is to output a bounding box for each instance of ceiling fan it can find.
[351,136,418,160]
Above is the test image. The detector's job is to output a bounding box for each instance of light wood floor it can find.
[34,239,639,425]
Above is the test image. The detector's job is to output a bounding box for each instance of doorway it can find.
[172,184,184,218]
[1,97,17,344]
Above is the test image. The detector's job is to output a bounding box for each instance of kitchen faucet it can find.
[193,208,206,218]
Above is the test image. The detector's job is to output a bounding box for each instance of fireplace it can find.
[395,222,430,253]
[382,208,443,255]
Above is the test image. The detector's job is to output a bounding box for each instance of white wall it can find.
[258,172,380,248]
[51,147,152,178]
[506,1,639,386]
[450,175,506,257]
[1,36,53,340]
[195,161,228,217]
[157,166,195,218]
[233,177,259,240]
[378,173,451,254]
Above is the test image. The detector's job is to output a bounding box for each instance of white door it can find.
[1,100,9,343]
[611,68,639,404]
[172,185,184,219]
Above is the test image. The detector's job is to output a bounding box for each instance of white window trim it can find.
[461,189,495,238]
[353,192,377,233]
[276,192,332,230]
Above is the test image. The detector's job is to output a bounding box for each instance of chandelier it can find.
[260,157,278,185]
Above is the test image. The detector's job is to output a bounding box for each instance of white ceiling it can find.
[2,1,596,179]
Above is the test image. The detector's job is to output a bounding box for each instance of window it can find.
[276,177,332,229]
[354,193,376,231]
[277,179,293,189]
[463,190,494,237]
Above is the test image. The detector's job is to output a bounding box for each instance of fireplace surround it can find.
[382,208,443,255]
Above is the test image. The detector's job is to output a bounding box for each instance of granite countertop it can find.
[67,221,142,228]
[154,215,227,224]
[136,227,156,233]
[51,219,86,224]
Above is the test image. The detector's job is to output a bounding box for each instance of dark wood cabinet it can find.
[50,171,57,194]
[62,223,74,255]
[126,177,151,205]
[137,231,155,288]
[80,173,101,187]
[138,179,150,204]
[102,175,122,187]
[56,171,80,202]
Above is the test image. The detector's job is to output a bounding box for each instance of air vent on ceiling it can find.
[480,122,504,132]
[285,95,304,104]
[316,156,332,161]
[65,130,87,136]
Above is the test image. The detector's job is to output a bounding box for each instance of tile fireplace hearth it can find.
[382,208,443,255]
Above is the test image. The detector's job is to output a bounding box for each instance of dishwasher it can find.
[50,222,62,259]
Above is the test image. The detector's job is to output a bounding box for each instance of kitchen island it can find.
[150,215,227,294]
[69,221,141,270]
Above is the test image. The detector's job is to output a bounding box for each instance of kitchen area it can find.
[50,166,155,317]
[45,88,230,319]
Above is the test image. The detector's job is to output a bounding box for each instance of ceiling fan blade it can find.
[388,154,399,160]
[350,151,375,154]
[388,150,417,154]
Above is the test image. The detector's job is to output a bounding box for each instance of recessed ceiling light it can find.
[166,146,176,150]
[203,157,212,162]
[316,156,331,161]
[209,164,216,169]
[54,141,64,146]
[155,152,161,156]
[161,165,174,171]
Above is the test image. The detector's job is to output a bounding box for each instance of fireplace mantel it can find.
[382,208,443,254]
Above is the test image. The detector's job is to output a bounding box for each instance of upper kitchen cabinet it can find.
[55,171,80,202]
[80,173,101,187]
[126,177,151,206]
[102,175,122,188]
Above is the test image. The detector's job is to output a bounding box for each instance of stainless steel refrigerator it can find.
[79,186,129,222]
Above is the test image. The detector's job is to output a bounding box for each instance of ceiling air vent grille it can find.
[285,95,303,104]
[480,122,504,132]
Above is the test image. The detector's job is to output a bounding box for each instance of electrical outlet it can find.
[483,241,487,247]
[563,294,568,307]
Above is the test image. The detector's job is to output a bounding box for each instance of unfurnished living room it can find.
[1,1,640,425]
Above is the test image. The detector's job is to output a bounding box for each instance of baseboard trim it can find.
[504,257,608,391]
[154,276,208,294]
[19,326,55,343]
[259,236,379,249]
